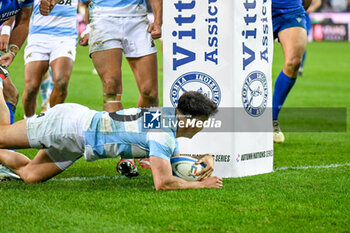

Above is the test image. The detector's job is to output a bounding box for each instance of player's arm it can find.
[148,0,162,39]
[82,0,91,24]
[0,6,32,67]
[306,0,322,13]
[303,0,313,10]
[0,17,15,52]
[150,156,222,191]
[79,0,90,46]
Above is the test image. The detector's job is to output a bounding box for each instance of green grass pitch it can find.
[0,41,349,232]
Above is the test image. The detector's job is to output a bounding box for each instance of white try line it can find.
[51,163,350,182]
[52,174,152,182]
[274,163,350,171]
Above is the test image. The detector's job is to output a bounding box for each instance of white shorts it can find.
[89,16,157,57]
[24,38,77,65]
[26,103,96,170]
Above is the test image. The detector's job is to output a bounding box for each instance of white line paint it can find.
[274,163,350,171]
[50,163,350,182]
[52,174,152,182]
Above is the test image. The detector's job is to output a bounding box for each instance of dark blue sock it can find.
[6,101,16,124]
[272,71,296,120]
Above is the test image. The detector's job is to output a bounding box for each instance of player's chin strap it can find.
[103,93,122,104]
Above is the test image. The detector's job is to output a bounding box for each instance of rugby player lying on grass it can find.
[0,69,222,190]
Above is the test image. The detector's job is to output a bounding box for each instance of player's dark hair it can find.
[176,91,218,118]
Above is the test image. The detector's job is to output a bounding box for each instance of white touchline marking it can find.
[274,163,350,171]
[48,163,350,182]
[52,174,152,182]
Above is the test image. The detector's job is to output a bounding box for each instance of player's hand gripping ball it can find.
[170,156,206,181]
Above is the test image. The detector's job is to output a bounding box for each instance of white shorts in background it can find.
[89,16,157,57]
[26,103,97,170]
[24,38,77,65]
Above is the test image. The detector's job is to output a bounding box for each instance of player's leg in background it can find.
[125,15,159,108]
[273,27,307,143]
[127,54,158,170]
[159,39,163,70]
[299,49,307,77]
[127,53,159,108]
[49,57,73,107]
[0,149,62,183]
[22,61,49,118]
[48,39,76,107]
[298,14,311,76]
[91,49,124,112]
[39,69,54,112]
[88,16,139,175]
[123,15,159,170]
[2,76,19,124]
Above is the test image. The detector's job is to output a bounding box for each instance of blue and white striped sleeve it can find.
[147,132,176,161]
[173,140,179,155]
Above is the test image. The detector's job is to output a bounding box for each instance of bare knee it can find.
[101,75,122,93]
[285,56,303,75]
[54,74,69,96]
[140,85,158,101]
[24,81,40,99]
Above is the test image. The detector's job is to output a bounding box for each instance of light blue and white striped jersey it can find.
[89,0,147,19]
[83,108,179,162]
[28,0,79,42]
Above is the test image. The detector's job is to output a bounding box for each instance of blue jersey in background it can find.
[272,0,306,38]
[272,0,305,17]
[0,0,34,25]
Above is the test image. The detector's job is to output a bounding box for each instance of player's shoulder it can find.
[146,129,176,147]
[146,130,178,160]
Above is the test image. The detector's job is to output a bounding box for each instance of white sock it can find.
[24,114,36,119]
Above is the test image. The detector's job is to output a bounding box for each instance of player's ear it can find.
[175,109,185,121]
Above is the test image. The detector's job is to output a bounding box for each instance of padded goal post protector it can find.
[163,0,274,178]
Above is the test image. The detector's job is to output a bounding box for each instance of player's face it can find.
[187,117,208,138]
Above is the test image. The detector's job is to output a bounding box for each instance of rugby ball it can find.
[170,156,206,181]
